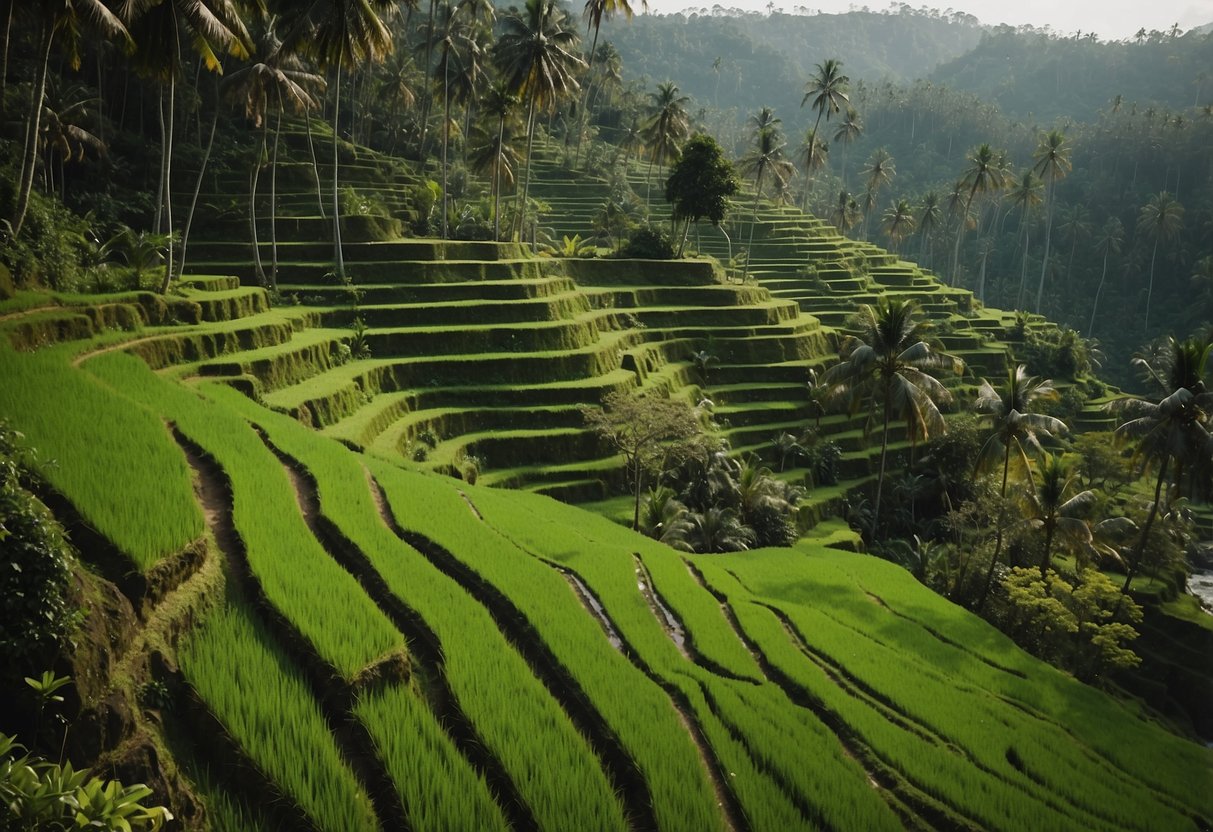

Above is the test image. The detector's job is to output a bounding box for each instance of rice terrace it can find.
[1,0,1212,829]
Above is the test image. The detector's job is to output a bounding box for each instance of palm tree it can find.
[1032,130,1072,313]
[9,1,130,238]
[639,487,694,551]
[797,130,828,214]
[496,0,583,239]
[576,0,644,166]
[860,148,895,240]
[916,191,941,266]
[820,298,962,538]
[285,0,393,278]
[1020,453,1105,579]
[771,432,804,473]
[971,365,1067,608]
[1058,204,1093,299]
[680,507,756,553]
[882,199,915,252]
[1137,192,1185,335]
[738,124,794,281]
[430,1,467,238]
[641,81,690,204]
[800,57,848,191]
[830,189,859,235]
[832,106,862,189]
[471,82,521,241]
[951,143,1006,288]
[1007,171,1043,309]
[224,20,323,288]
[1108,336,1213,593]
[1088,217,1125,336]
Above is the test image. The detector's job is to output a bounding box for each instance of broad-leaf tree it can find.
[664,133,739,257]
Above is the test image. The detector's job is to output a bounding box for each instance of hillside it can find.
[2,288,1212,829]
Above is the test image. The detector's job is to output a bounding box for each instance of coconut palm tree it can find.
[1108,336,1213,593]
[641,81,689,203]
[951,143,1006,288]
[285,0,393,278]
[971,365,1067,608]
[9,1,130,238]
[820,298,962,538]
[738,124,794,281]
[1088,217,1124,336]
[800,57,848,189]
[471,82,521,241]
[830,189,859,235]
[224,20,324,288]
[576,0,644,166]
[1137,191,1185,335]
[430,1,467,238]
[797,130,828,214]
[1032,130,1072,313]
[832,106,862,189]
[1007,170,1043,309]
[860,148,895,240]
[1020,453,1109,579]
[496,0,583,238]
[916,191,941,266]
[882,199,916,252]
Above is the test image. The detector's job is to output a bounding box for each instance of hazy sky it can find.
[639,0,1213,41]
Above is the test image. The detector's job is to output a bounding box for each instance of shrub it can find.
[619,227,675,260]
[0,424,75,676]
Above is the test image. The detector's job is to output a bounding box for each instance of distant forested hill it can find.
[609,8,984,121]
[931,27,1213,122]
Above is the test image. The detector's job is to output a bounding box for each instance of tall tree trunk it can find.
[304,110,326,218]
[0,0,12,115]
[158,74,177,293]
[270,103,281,290]
[515,90,538,241]
[1039,521,1056,579]
[418,0,438,161]
[743,168,763,282]
[249,117,267,287]
[632,460,644,531]
[977,439,1014,610]
[12,22,54,237]
[177,80,218,280]
[801,109,825,213]
[332,62,346,279]
[441,50,450,238]
[872,385,892,541]
[574,26,600,169]
[1035,179,1056,313]
[1144,237,1159,336]
[493,113,504,241]
[1016,224,1031,309]
[1123,456,1168,594]
[1088,248,1110,336]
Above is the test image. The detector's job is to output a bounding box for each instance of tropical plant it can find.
[664,133,738,256]
[495,0,584,239]
[1108,336,1213,593]
[971,365,1067,608]
[797,129,828,213]
[832,106,862,188]
[1006,170,1043,309]
[641,81,690,203]
[678,506,756,554]
[1136,191,1184,335]
[285,0,393,279]
[576,0,645,166]
[916,191,941,266]
[738,123,794,280]
[799,57,848,193]
[881,198,915,251]
[1087,216,1124,337]
[859,148,895,239]
[820,298,961,538]
[1032,130,1072,313]
[951,143,1006,288]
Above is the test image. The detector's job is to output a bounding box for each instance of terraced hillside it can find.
[2,295,1211,831]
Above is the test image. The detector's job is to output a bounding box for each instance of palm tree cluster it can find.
[640,449,803,553]
[4,0,683,293]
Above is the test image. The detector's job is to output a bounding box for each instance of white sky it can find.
[639,0,1213,41]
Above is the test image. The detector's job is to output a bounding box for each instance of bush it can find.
[0,175,89,290]
[0,424,75,677]
[618,227,675,260]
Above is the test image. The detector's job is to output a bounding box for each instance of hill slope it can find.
[1,284,1211,830]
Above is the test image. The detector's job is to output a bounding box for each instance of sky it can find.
[639,0,1213,41]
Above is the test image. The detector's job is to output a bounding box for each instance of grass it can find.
[83,352,403,680]
[179,599,377,831]
[0,341,203,569]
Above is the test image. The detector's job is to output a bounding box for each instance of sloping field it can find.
[1,287,1210,831]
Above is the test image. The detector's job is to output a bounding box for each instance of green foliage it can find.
[664,133,739,229]
[0,178,89,291]
[999,567,1144,679]
[618,227,675,260]
[0,345,204,570]
[0,427,74,674]
[1020,326,1096,380]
